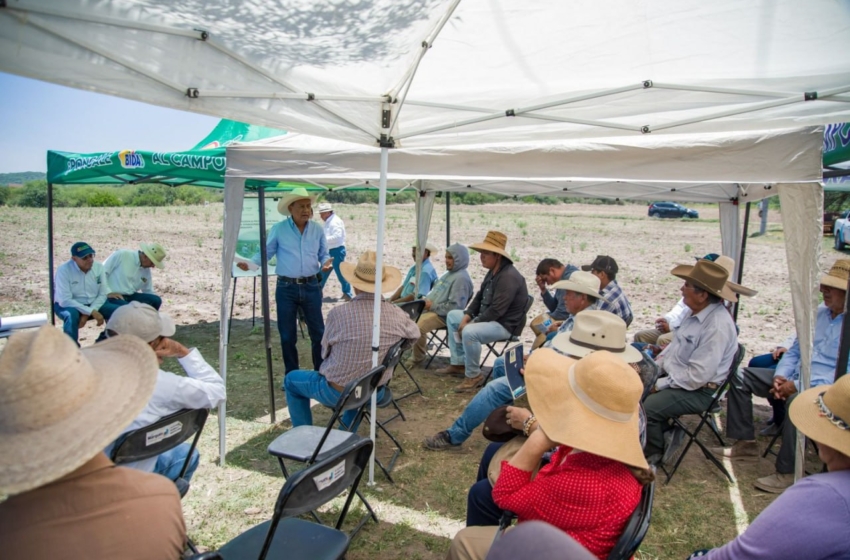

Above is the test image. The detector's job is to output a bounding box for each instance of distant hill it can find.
[0,171,46,186]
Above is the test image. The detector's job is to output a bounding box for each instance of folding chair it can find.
[606,477,656,560]
[267,365,385,536]
[218,438,374,560]
[424,325,449,369]
[110,407,209,499]
[394,300,427,400]
[661,343,746,484]
[481,295,534,382]
[635,350,660,403]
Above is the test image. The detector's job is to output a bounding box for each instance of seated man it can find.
[745,333,796,435]
[435,231,529,392]
[103,243,167,310]
[53,241,119,344]
[531,257,579,348]
[104,302,226,482]
[390,241,439,304]
[642,259,739,464]
[284,251,421,427]
[407,243,474,367]
[712,259,850,494]
[581,255,633,326]
[0,326,186,559]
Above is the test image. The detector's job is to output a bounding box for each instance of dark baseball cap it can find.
[696,253,720,262]
[581,255,618,275]
[71,242,95,258]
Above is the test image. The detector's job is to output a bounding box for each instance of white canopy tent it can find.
[2,0,845,479]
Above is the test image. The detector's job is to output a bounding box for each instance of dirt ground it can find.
[0,201,838,559]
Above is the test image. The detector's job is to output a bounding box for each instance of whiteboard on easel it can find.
[232,195,281,278]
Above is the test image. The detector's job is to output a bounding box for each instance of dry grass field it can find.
[0,201,836,559]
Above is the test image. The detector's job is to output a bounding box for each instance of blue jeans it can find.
[276,279,324,374]
[108,292,163,310]
[154,442,200,482]
[321,246,353,298]
[54,300,122,343]
[446,356,513,444]
[467,442,506,526]
[284,369,384,429]
[446,309,511,377]
[747,353,786,426]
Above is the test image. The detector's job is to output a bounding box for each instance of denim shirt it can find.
[775,303,847,390]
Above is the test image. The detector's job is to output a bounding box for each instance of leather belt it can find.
[277,274,322,285]
[329,381,345,392]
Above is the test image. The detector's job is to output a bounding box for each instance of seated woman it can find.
[447,348,651,560]
[689,372,850,560]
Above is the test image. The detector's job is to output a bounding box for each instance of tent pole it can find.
[446,192,451,247]
[257,188,277,423]
[47,182,55,325]
[733,202,752,323]
[835,273,850,381]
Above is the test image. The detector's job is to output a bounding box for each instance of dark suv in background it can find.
[647,201,699,219]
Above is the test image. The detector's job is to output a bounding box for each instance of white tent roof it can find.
[2,0,849,147]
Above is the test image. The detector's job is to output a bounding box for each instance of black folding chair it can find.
[218,438,374,560]
[606,477,656,560]
[424,325,449,369]
[481,295,534,382]
[636,350,660,403]
[110,407,209,499]
[394,300,427,400]
[661,343,746,484]
[267,366,385,536]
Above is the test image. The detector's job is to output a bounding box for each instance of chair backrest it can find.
[397,299,426,323]
[606,477,656,560]
[258,438,374,560]
[110,408,209,472]
[713,343,746,401]
[335,365,386,414]
[637,350,660,402]
[511,295,535,337]
[382,339,406,381]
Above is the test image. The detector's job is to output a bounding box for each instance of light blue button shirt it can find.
[400,258,438,298]
[253,218,329,278]
[776,303,847,390]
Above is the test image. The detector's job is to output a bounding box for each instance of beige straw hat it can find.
[140,242,167,269]
[340,251,403,294]
[550,270,602,299]
[469,230,511,260]
[821,259,850,291]
[671,260,737,302]
[789,373,850,457]
[276,187,317,216]
[0,326,159,495]
[526,348,648,469]
[106,301,176,342]
[551,310,643,363]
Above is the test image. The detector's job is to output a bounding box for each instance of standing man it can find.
[53,241,119,343]
[317,202,354,302]
[238,188,332,375]
[436,231,529,392]
[581,255,633,326]
[103,243,167,310]
[390,242,440,304]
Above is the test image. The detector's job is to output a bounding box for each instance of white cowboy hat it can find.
[551,309,643,363]
[317,202,333,213]
[550,270,602,299]
[276,187,317,216]
[106,301,176,342]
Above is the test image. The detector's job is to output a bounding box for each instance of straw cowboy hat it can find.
[550,270,603,299]
[469,230,511,260]
[140,242,167,269]
[789,372,850,457]
[340,251,403,294]
[276,187,317,215]
[526,348,648,469]
[551,310,643,363]
[317,202,333,213]
[411,241,439,254]
[670,259,737,302]
[821,259,850,291]
[0,326,158,495]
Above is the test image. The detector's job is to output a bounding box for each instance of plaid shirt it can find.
[599,280,633,327]
[320,293,421,386]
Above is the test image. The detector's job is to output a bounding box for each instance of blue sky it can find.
[0,73,219,174]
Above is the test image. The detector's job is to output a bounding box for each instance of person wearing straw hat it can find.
[103,242,167,311]
[689,373,850,559]
[712,259,850,494]
[317,201,354,302]
[237,187,333,374]
[390,241,440,304]
[446,349,650,560]
[436,231,529,392]
[424,273,604,452]
[642,259,739,464]
[0,326,186,559]
[283,251,420,428]
[103,301,226,482]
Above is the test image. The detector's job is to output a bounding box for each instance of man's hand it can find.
[506,406,533,431]
[772,347,788,361]
[458,315,472,335]
[107,292,125,300]
[771,378,798,400]
[423,298,433,311]
[321,260,333,272]
[655,318,670,334]
[78,314,90,328]
[236,262,250,271]
[546,321,562,333]
[91,310,105,326]
[535,274,547,292]
[152,337,191,360]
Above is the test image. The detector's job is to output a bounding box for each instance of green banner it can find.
[825,123,850,167]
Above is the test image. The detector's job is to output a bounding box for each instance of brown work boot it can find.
[709,440,760,461]
[454,375,485,393]
[434,364,466,377]
[754,472,795,494]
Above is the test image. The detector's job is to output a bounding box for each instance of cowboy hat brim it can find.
[277,193,317,216]
[468,241,511,261]
[0,332,159,495]
[140,243,165,269]
[789,383,850,458]
[340,261,403,294]
[671,264,738,302]
[821,273,850,291]
[551,330,643,363]
[550,278,602,299]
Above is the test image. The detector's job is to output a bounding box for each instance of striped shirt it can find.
[320,293,421,386]
[599,280,633,327]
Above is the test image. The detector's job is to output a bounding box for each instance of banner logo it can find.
[118,150,145,169]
